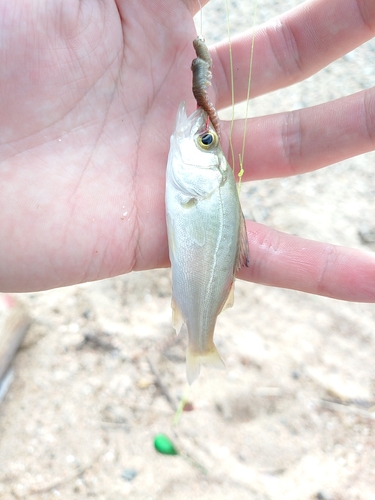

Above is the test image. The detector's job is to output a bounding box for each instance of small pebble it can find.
[316,491,333,500]
[121,468,137,481]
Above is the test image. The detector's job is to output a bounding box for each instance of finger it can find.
[211,0,375,108]
[238,221,375,303]
[221,86,375,181]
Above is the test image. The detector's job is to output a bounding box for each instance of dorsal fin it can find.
[235,214,249,272]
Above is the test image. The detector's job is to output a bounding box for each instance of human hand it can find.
[0,0,200,291]
[0,0,374,301]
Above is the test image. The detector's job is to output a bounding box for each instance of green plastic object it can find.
[153,433,178,455]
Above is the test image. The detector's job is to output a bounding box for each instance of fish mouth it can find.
[174,102,206,139]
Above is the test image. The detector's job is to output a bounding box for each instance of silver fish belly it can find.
[165,102,248,384]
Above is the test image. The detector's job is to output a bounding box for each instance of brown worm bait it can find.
[191,36,221,140]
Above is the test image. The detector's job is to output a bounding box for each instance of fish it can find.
[165,102,249,384]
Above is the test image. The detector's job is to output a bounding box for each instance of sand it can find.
[1,1,375,498]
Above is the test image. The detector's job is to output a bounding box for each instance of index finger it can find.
[211,0,375,108]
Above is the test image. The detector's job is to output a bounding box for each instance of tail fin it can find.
[186,344,225,385]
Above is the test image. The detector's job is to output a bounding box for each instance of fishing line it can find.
[172,384,191,425]
[238,0,258,192]
[225,0,258,192]
[225,0,236,171]
[197,0,203,37]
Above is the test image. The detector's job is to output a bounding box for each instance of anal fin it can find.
[186,344,225,385]
[171,297,184,334]
[221,282,235,313]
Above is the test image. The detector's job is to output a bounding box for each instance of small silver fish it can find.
[165,102,249,384]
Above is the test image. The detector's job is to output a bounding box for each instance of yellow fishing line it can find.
[225,0,258,193]
[225,0,236,171]
[238,0,258,193]
[172,383,191,426]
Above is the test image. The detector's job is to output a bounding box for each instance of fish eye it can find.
[196,131,219,150]
[201,133,213,145]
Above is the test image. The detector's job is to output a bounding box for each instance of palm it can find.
[1,0,197,290]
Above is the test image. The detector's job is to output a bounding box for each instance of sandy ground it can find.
[1,1,375,499]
